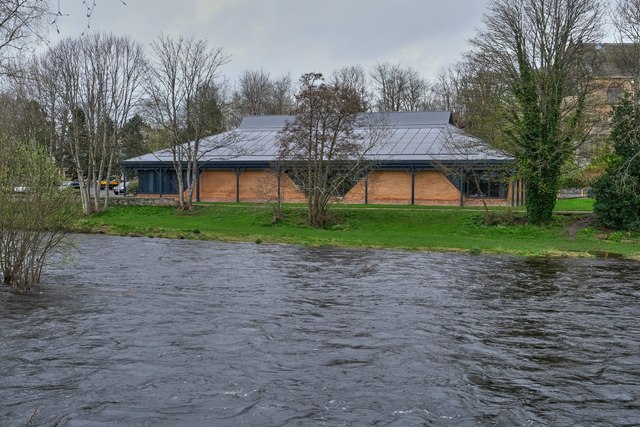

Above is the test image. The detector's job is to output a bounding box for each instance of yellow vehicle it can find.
[100,177,120,190]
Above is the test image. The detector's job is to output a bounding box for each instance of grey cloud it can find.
[54,0,490,81]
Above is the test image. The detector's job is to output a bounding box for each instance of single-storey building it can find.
[123,111,523,206]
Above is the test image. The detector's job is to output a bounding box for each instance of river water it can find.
[1,235,639,426]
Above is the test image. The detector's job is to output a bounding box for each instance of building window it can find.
[464,171,507,198]
[139,171,157,194]
[607,82,623,104]
[285,170,362,197]
[139,170,179,194]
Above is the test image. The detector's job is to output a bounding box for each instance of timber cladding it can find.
[414,171,462,205]
[196,169,504,206]
[199,170,306,203]
[359,170,467,205]
[345,170,462,205]
[365,171,412,204]
[199,170,236,202]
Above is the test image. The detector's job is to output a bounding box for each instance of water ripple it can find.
[1,234,639,426]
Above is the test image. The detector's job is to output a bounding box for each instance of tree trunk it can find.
[525,175,558,224]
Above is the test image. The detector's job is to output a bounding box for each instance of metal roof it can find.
[124,111,512,167]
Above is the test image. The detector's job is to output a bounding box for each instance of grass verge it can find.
[74,202,640,260]
[554,198,594,212]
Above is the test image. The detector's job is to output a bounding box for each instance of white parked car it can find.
[59,181,80,190]
[113,181,127,195]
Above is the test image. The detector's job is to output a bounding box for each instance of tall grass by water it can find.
[76,200,639,259]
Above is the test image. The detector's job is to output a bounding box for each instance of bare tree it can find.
[252,161,286,224]
[432,66,462,113]
[98,34,146,209]
[0,0,49,72]
[0,1,125,74]
[8,54,65,161]
[32,33,145,214]
[145,34,231,210]
[432,60,513,152]
[433,126,515,223]
[232,69,273,116]
[270,74,293,114]
[470,0,604,224]
[370,62,431,112]
[0,88,52,158]
[278,73,385,228]
[330,65,372,111]
[231,69,293,123]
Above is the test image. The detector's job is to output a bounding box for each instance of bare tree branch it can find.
[278,73,386,227]
[145,33,231,210]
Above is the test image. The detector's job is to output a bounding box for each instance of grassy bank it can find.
[75,199,640,259]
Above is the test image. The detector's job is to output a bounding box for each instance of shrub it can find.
[482,209,525,226]
[127,180,139,196]
[0,144,80,292]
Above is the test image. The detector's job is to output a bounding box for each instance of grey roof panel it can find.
[239,115,292,130]
[380,111,452,127]
[124,112,511,166]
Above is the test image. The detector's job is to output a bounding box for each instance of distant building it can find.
[590,43,639,129]
[123,111,521,206]
[567,43,639,161]
[595,43,638,101]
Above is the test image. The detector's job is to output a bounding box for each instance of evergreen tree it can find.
[592,99,640,230]
[470,0,604,224]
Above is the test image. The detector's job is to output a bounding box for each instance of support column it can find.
[364,176,369,205]
[158,168,164,198]
[234,168,244,203]
[459,169,465,207]
[410,166,416,206]
[196,168,201,203]
[511,179,515,207]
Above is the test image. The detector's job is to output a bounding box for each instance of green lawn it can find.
[554,198,594,212]
[76,201,640,260]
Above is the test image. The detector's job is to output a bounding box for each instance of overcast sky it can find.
[51,0,613,86]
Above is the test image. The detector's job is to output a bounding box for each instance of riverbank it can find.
[74,199,640,259]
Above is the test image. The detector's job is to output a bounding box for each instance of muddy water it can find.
[1,235,639,426]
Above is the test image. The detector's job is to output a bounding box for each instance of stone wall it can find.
[109,196,178,207]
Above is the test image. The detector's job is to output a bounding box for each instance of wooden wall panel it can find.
[343,179,366,204]
[413,170,460,205]
[143,168,511,206]
[198,170,306,203]
[235,171,305,203]
[366,171,412,205]
[238,170,271,203]
[199,171,237,202]
[280,174,306,203]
